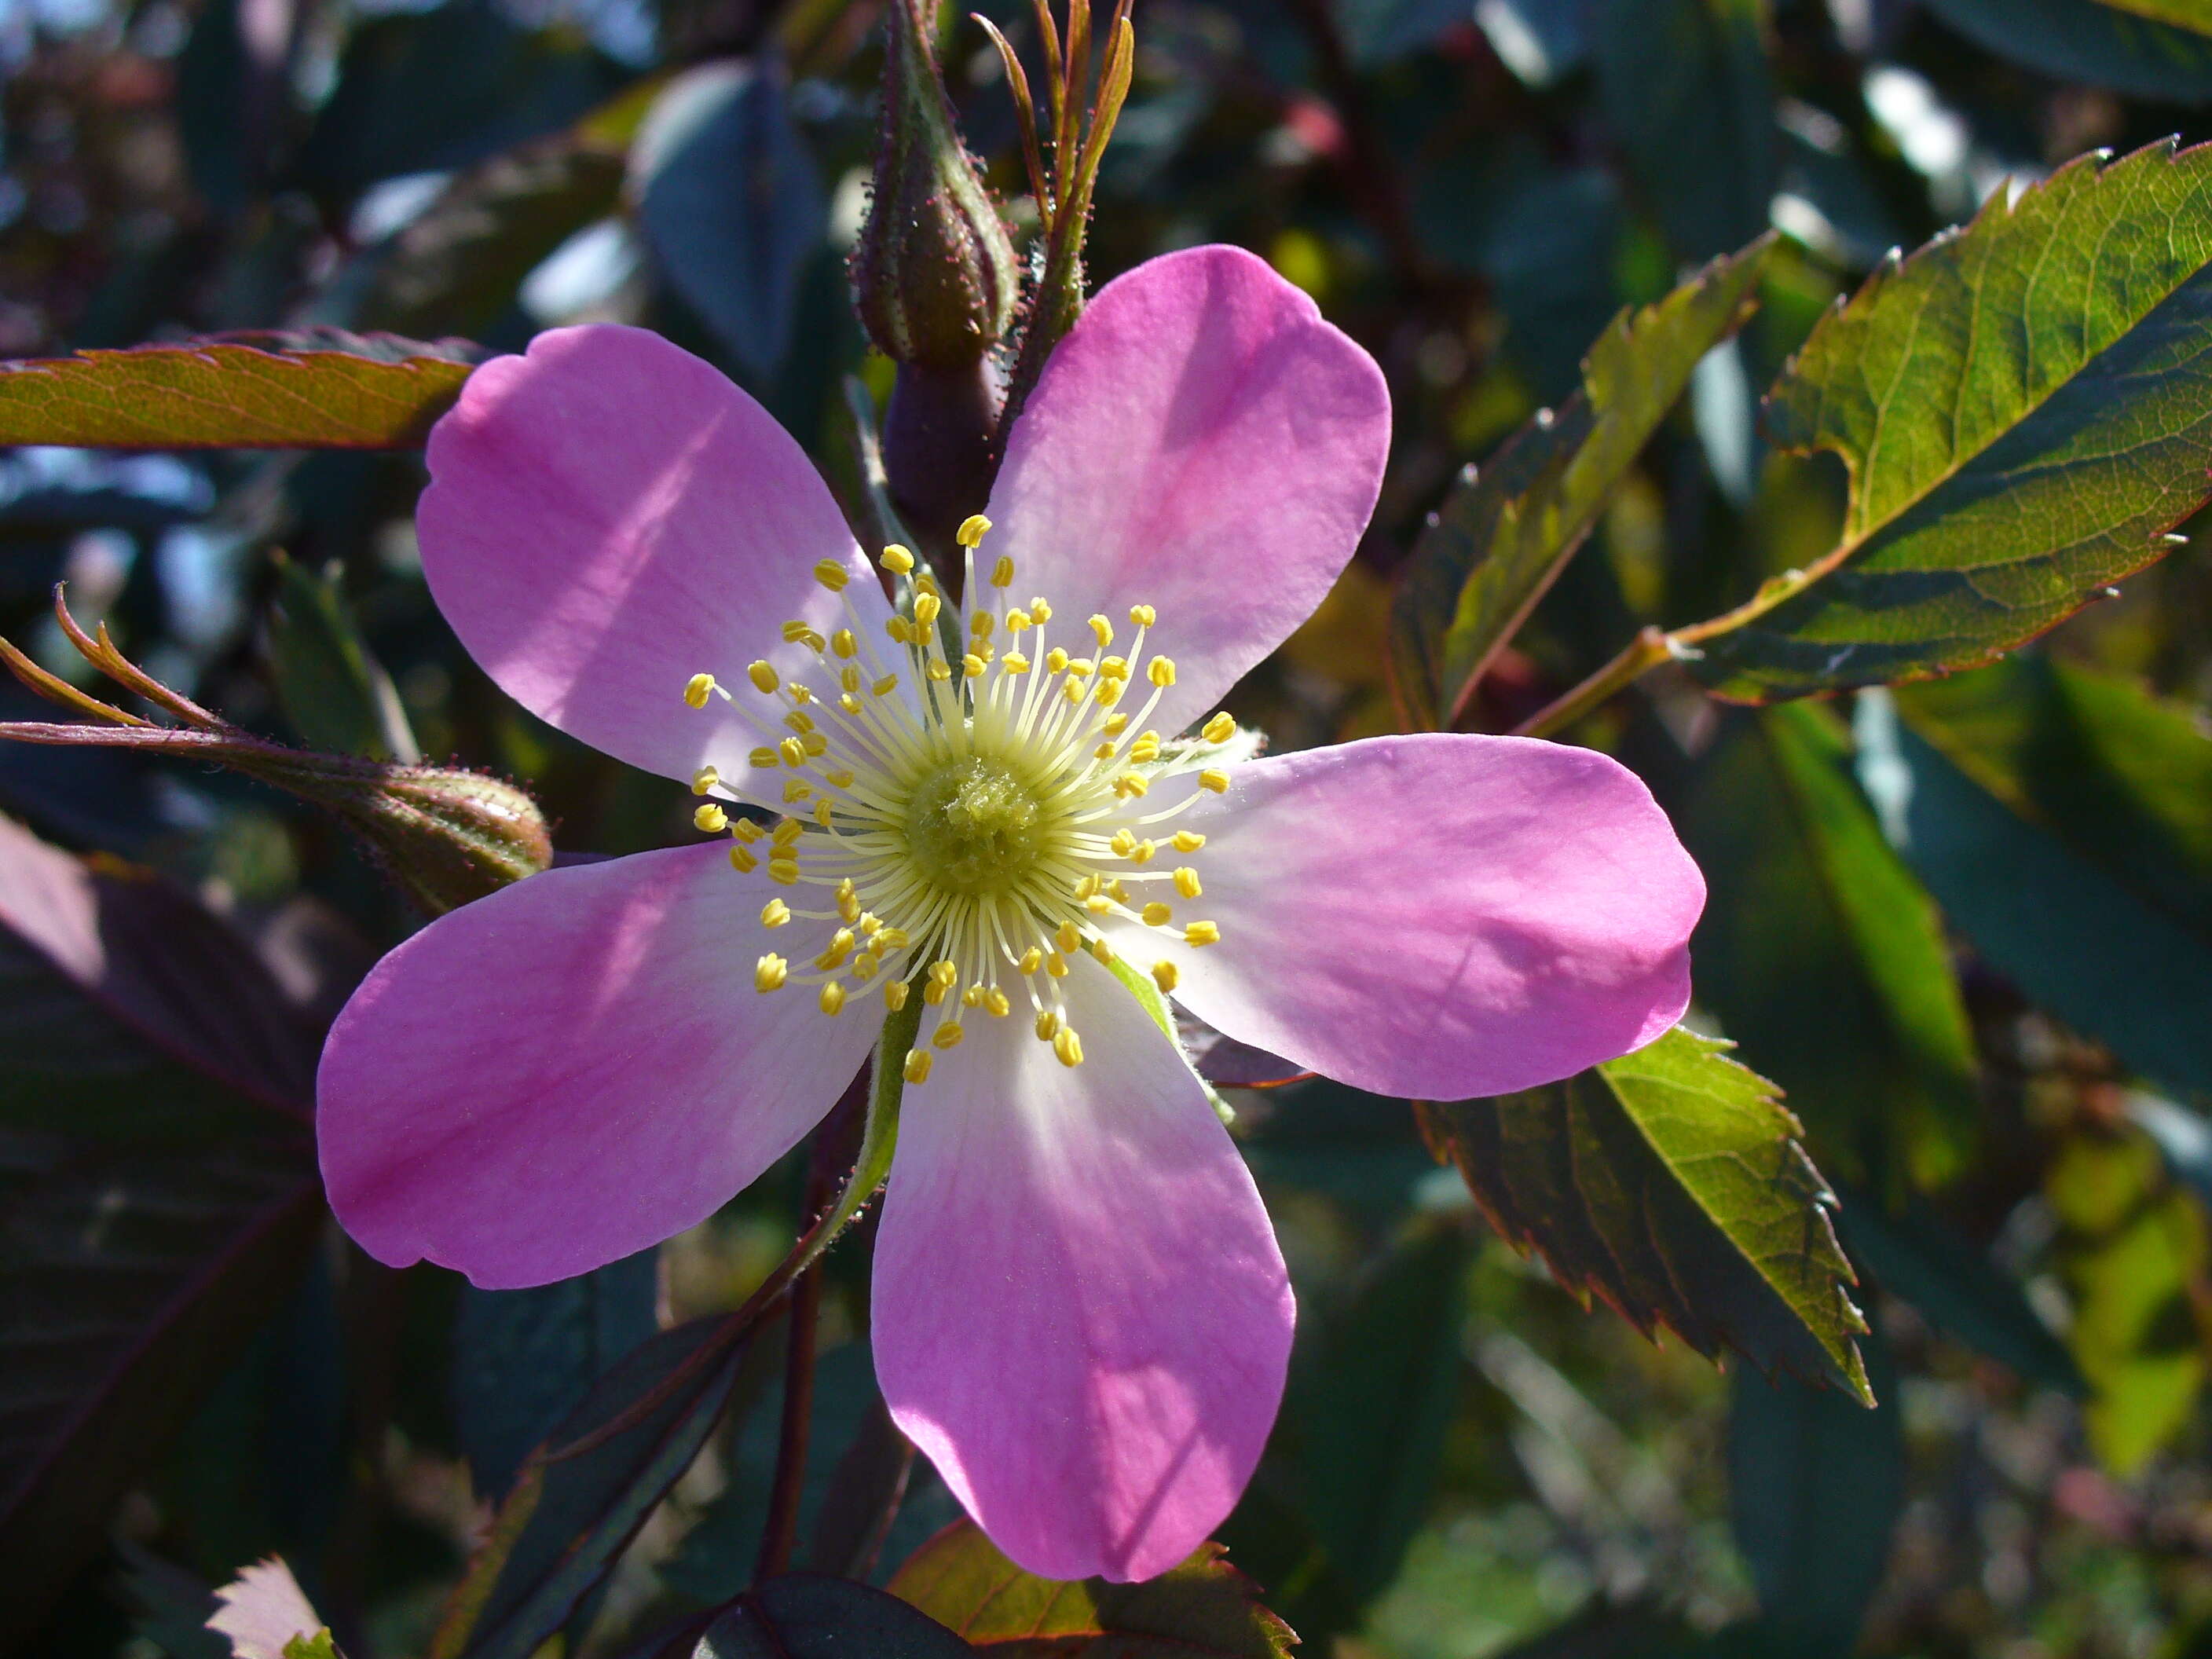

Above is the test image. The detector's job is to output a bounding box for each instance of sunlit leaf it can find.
[1694,140,2212,698]
[1390,236,1773,728]
[0,334,478,451]
[888,1519,1295,1657]
[1417,1027,1871,1400]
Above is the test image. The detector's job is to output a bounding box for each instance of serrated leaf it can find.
[686,1575,974,1659]
[888,1519,1295,1657]
[434,1317,751,1659]
[1595,0,1777,263]
[1921,0,2212,101]
[1859,654,2212,1095]
[0,335,477,450]
[1727,1315,1902,1657]
[1680,703,1979,1192]
[266,554,419,763]
[1694,141,2212,699]
[1417,1027,1870,1400]
[1391,236,1773,728]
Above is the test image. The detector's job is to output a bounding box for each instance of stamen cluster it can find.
[684,516,1237,1079]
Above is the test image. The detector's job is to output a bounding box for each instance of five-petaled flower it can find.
[317,245,1705,1583]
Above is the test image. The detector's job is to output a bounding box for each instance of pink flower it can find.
[317,245,1703,1582]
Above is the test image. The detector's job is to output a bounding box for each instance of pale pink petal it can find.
[318,844,875,1288]
[419,324,891,796]
[873,958,1293,1583]
[207,1558,323,1659]
[984,246,1390,734]
[1107,734,1704,1099]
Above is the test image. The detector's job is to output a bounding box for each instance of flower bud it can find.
[851,0,1019,370]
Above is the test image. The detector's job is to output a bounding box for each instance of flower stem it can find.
[1509,625,1675,739]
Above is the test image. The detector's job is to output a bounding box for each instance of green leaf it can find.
[435,1317,752,1659]
[1680,704,1979,1192]
[284,1633,342,1659]
[1390,236,1772,728]
[687,1576,974,1658]
[1416,1027,1870,1401]
[1859,654,2212,1095]
[0,333,477,450]
[1921,0,2212,101]
[1727,1315,1903,1658]
[1292,1221,1470,1604]
[1692,140,2212,699]
[1830,1196,2082,1395]
[1595,0,1777,263]
[2046,1130,2206,1473]
[888,1519,1295,1657]
[266,554,419,763]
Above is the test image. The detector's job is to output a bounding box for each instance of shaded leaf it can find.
[634,60,827,381]
[0,335,477,451]
[1831,1196,2082,1394]
[1595,0,1777,262]
[265,554,419,763]
[1695,141,2212,698]
[1727,1315,1903,1657]
[1391,237,1772,728]
[1680,703,1979,1192]
[1859,654,2212,1095]
[1921,0,2212,101]
[1417,1027,1870,1400]
[888,1519,1295,1657]
[687,1575,973,1659]
[434,1317,750,1659]
[452,1248,661,1502]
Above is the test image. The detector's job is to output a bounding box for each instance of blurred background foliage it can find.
[4,0,2212,1654]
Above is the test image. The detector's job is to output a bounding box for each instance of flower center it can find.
[679,515,1242,1082]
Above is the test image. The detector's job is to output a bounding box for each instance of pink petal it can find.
[1109,734,1704,1099]
[419,324,889,794]
[984,246,1390,734]
[873,958,1293,1583]
[318,845,874,1288]
[207,1558,323,1659]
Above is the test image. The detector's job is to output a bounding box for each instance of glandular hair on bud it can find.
[851,0,1020,369]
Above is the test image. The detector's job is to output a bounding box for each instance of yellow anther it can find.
[915,572,940,597]
[1199,769,1230,793]
[1129,732,1161,764]
[1086,895,1113,915]
[1130,839,1157,864]
[1174,867,1203,899]
[816,928,855,969]
[873,674,899,696]
[1053,1026,1084,1068]
[962,654,987,679]
[1110,880,1132,904]
[970,612,994,639]
[1091,937,1116,965]
[877,928,911,950]
[819,981,847,1016]
[956,514,992,547]
[780,621,825,649]
[755,954,789,992]
[903,1047,932,1083]
[1035,1007,1063,1041]
[932,1021,966,1049]
[778,736,806,767]
[991,555,1015,588]
[1018,946,1044,974]
[1130,604,1157,627]
[1061,677,1085,705]
[928,661,953,682]
[769,860,800,886]
[1075,873,1105,900]
[840,693,862,714]
[813,797,834,827]
[692,766,720,795]
[881,544,916,573]
[1002,652,1031,674]
[1046,952,1069,978]
[729,844,756,873]
[784,710,815,734]
[1067,657,1095,678]
[886,616,914,645]
[1030,598,1053,621]
[1185,921,1221,947]
[884,980,910,1012]
[1046,647,1071,674]
[732,819,764,844]
[1111,829,1137,856]
[802,732,828,756]
[749,746,780,769]
[791,683,816,704]
[1142,902,1174,926]
[1094,741,1119,760]
[783,779,811,804]
[1152,960,1180,993]
[694,803,729,833]
[832,628,857,659]
[1171,830,1207,852]
[1102,712,1130,735]
[837,884,861,924]
[826,769,855,789]
[1203,712,1236,744]
[1088,615,1113,648]
[1056,921,1082,954]
[961,984,984,1009]
[813,558,850,591]
[855,952,879,978]
[772,818,804,845]
[1094,680,1125,709]
[685,672,719,708]
[838,665,862,694]
[1116,772,1151,798]
[913,592,941,628]
[1005,609,1032,632]
[859,912,882,935]
[1099,655,1130,680]
[1148,657,1177,687]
